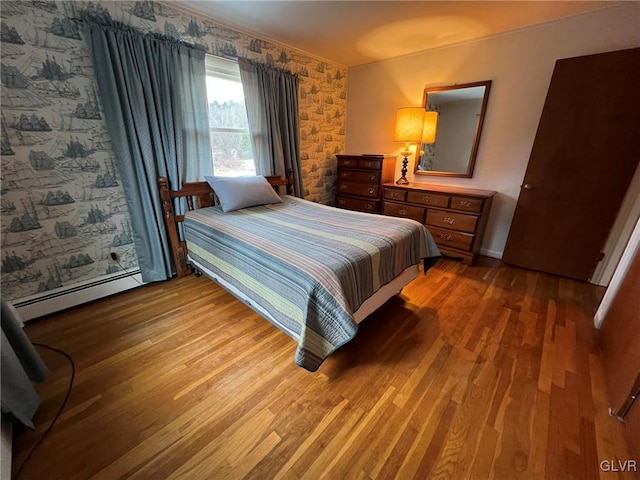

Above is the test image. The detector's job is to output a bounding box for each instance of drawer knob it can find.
[422,195,432,202]
[459,200,472,207]
[368,188,374,195]
[340,184,347,190]
[364,161,374,167]
[369,174,376,181]
[443,217,455,225]
[439,233,452,241]
[399,209,407,215]
[366,204,374,210]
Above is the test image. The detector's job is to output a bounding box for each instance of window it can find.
[205,55,255,176]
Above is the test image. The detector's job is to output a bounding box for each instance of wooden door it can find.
[503,48,640,281]
[599,246,640,461]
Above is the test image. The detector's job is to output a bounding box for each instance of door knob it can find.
[521,184,533,190]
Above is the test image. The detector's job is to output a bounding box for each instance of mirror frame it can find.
[414,80,492,178]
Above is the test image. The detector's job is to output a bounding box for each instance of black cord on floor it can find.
[112,254,145,286]
[14,343,75,480]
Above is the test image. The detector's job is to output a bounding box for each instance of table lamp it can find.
[394,107,425,184]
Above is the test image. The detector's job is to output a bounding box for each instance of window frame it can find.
[205,55,254,176]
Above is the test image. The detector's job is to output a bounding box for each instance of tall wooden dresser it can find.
[335,154,397,214]
[382,183,495,265]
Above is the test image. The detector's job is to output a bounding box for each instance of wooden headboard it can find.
[158,170,295,278]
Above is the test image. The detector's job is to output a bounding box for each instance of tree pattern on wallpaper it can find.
[0,0,347,301]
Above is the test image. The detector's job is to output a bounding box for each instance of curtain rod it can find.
[70,16,206,52]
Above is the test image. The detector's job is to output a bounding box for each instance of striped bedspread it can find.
[184,196,440,371]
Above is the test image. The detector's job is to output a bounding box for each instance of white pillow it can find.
[204,175,283,213]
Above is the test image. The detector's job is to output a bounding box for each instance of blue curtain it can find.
[238,58,302,197]
[85,22,211,281]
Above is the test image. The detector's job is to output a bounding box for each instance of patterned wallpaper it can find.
[0,0,347,302]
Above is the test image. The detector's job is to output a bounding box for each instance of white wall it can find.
[346,4,640,259]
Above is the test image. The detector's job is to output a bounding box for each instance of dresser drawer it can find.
[384,188,407,202]
[425,210,478,234]
[337,158,359,169]
[338,181,379,198]
[338,169,381,183]
[335,195,378,213]
[450,196,484,213]
[358,158,382,170]
[428,226,474,251]
[407,191,450,207]
[383,202,425,222]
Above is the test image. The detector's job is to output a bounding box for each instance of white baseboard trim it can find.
[479,248,503,260]
[11,270,144,322]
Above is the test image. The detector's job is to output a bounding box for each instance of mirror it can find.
[414,80,491,178]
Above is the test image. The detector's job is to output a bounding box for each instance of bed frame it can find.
[158,170,295,278]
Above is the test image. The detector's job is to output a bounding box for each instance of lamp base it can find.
[396,155,410,185]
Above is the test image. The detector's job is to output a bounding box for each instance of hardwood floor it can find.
[12,258,636,479]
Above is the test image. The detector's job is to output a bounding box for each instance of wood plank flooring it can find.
[11,257,636,479]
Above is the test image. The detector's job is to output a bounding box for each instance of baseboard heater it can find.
[11,270,144,322]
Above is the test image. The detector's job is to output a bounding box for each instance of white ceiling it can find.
[176,1,623,67]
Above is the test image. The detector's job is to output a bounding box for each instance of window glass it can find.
[205,56,255,176]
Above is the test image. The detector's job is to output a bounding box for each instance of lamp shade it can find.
[422,111,439,144]
[394,107,425,143]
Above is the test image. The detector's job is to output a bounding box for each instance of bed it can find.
[158,172,440,371]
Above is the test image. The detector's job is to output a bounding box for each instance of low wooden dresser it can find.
[335,154,397,214]
[382,183,495,265]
